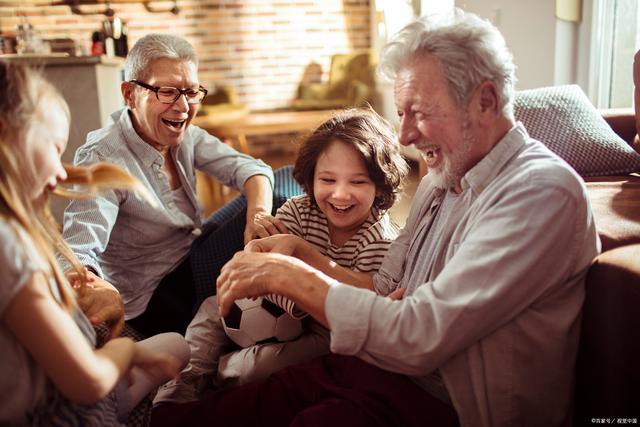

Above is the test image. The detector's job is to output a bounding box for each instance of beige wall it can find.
[456,0,557,90]
[0,0,372,111]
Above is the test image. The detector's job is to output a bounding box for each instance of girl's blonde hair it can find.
[0,62,149,311]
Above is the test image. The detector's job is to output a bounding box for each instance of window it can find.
[589,0,639,108]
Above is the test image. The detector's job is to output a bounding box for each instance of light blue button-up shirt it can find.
[61,108,274,319]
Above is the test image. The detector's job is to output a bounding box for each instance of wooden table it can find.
[192,109,337,215]
[193,109,337,154]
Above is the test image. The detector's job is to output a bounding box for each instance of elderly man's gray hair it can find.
[124,34,198,81]
[379,8,517,117]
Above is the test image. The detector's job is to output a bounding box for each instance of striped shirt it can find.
[266,194,399,317]
[60,108,274,319]
[276,195,399,274]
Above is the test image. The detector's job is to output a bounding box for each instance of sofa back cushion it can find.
[514,85,640,177]
[586,175,640,251]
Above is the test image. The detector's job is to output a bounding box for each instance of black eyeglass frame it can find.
[129,79,208,104]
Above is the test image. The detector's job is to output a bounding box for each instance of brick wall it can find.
[0,0,371,111]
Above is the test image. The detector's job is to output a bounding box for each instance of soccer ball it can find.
[222,297,303,348]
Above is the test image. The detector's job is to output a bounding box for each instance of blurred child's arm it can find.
[247,235,374,290]
[3,272,177,405]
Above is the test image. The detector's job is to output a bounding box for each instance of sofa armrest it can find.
[600,107,637,148]
[574,244,640,422]
[297,82,331,101]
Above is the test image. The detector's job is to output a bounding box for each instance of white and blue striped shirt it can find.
[61,108,273,319]
[265,194,400,318]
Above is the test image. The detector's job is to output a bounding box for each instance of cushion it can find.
[514,85,640,177]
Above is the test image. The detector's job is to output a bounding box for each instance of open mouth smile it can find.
[162,118,186,129]
[329,202,355,213]
[418,144,441,167]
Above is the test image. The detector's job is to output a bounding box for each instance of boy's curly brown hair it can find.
[293,108,409,211]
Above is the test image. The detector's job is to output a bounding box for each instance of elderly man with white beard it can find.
[152,9,600,427]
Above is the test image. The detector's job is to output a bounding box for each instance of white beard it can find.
[427,118,474,190]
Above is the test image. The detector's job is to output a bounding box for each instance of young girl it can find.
[154,108,409,405]
[0,62,189,426]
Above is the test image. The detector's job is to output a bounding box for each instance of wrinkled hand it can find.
[244,211,288,244]
[131,344,182,383]
[245,234,307,257]
[74,271,124,340]
[217,251,306,317]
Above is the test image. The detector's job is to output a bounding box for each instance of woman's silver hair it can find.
[379,8,517,117]
[124,34,198,81]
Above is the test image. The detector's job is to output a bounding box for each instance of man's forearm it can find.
[272,266,332,327]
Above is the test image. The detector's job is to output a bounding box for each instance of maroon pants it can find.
[151,354,458,427]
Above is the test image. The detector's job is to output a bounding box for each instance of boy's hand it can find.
[245,234,306,257]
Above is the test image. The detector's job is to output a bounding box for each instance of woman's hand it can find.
[65,266,95,287]
[244,211,289,244]
[74,271,125,340]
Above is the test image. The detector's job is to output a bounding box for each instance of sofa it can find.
[505,85,640,424]
[197,84,247,122]
[573,110,640,423]
[290,51,376,110]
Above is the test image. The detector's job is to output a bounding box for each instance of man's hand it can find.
[244,211,288,244]
[73,271,125,340]
[216,251,307,317]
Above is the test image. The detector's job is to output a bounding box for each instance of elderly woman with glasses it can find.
[60,34,300,339]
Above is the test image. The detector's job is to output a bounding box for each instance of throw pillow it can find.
[514,84,640,177]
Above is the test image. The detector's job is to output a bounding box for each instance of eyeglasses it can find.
[130,80,208,104]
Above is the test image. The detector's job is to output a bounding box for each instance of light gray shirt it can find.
[0,219,99,424]
[61,108,274,319]
[0,219,49,423]
[325,124,600,427]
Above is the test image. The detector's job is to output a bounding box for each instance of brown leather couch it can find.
[574,110,640,423]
